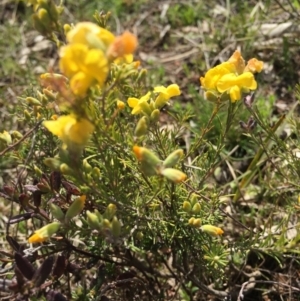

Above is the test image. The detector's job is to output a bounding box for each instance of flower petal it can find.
[127,98,139,108]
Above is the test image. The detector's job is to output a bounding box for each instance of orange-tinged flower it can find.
[28,222,61,243]
[228,50,245,74]
[108,31,138,59]
[43,115,94,146]
[216,72,257,102]
[201,224,224,236]
[127,92,151,115]
[244,58,264,73]
[160,168,187,183]
[133,145,161,176]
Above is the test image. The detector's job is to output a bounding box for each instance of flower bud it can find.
[28,222,61,243]
[150,109,160,122]
[26,97,42,106]
[160,168,187,183]
[190,193,198,207]
[163,149,184,168]
[24,110,31,121]
[86,210,102,231]
[37,8,52,28]
[44,158,61,170]
[111,216,121,237]
[192,218,201,228]
[83,159,92,173]
[0,131,12,145]
[200,225,224,236]
[133,146,161,176]
[117,100,125,111]
[65,195,86,222]
[34,165,43,177]
[32,14,48,35]
[134,116,148,137]
[182,201,192,213]
[11,131,23,140]
[139,100,152,116]
[63,24,71,35]
[136,68,147,84]
[43,88,57,101]
[102,218,111,229]
[47,0,60,21]
[49,203,65,222]
[94,209,103,222]
[92,167,101,179]
[103,204,117,220]
[60,163,73,175]
[191,203,201,214]
[188,217,195,226]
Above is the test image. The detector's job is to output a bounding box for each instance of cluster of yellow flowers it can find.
[200,50,263,103]
[42,22,138,149]
[128,84,181,136]
[128,84,181,115]
[60,22,137,96]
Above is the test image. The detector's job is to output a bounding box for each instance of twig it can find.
[0,120,43,156]
[237,280,300,301]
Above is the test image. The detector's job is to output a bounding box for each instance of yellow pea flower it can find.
[66,22,115,50]
[127,92,151,115]
[200,51,263,103]
[28,222,61,243]
[200,62,235,91]
[59,44,109,96]
[216,72,257,102]
[43,115,94,146]
[154,84,181,109]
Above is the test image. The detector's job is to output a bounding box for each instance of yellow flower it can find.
[43,115,94,146]
[154,84,181,109]
[200,62,235,91]
[216,72,257,102]
[28,222,61,243]
[59,44,109,95]
[66,22,115,50]
[200,51,262,102]
[127,92,151,115]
